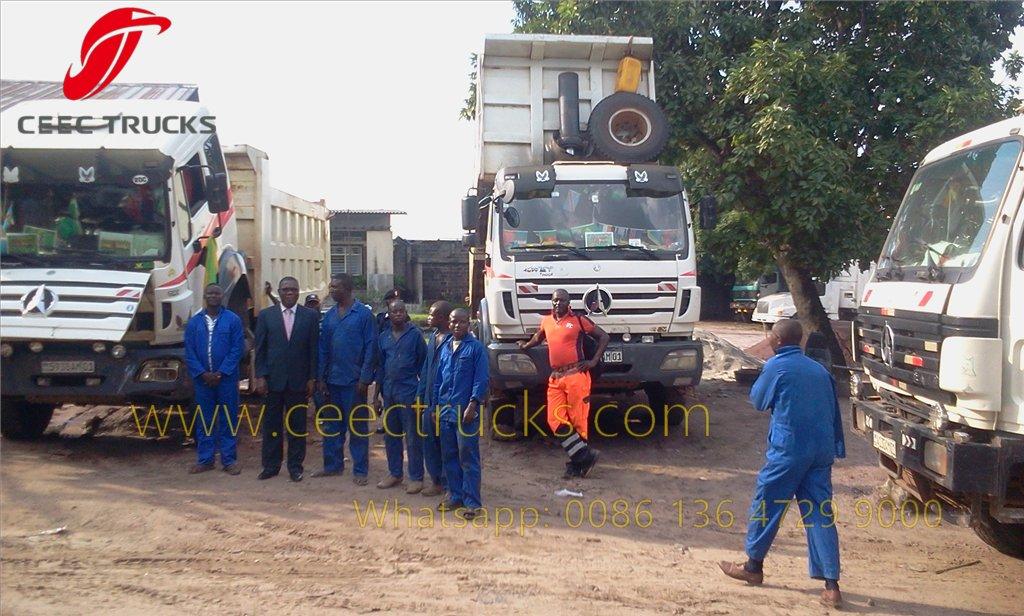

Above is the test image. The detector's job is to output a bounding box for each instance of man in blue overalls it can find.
[374,299,428,493]
[183,283,245,475]
[433,308,489,519]
[719,319,846,608]
[416,300,452,497]
[315,273,377,485]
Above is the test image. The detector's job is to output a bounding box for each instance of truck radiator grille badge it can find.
[21,284,58,317]
[583,285,612,316]
[880,322,896,368]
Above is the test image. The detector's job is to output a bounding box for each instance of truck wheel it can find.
[0,399,55,440]
[643,383,686,427]
[488,387,545,441]
[587,92,669,163]
[971,507,1024,559]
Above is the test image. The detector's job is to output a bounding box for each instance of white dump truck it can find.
[0,99,329,439]
[850,116,1024,557]
[752,263,874,325]
[461,34,703,427]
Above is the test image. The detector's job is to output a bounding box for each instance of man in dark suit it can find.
[254,276,318,482]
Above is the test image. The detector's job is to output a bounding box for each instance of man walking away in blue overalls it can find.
[416,300,452,497]
[374,299,428,493]
[184,283,245,475]
[433,308,489,520]
[719,319,846,609]
[315,273,377,485]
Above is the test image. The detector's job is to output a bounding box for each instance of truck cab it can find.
[0,99,247,438]
[850,116,1024,557]
[478,161,702,396]
[463,35,703,426]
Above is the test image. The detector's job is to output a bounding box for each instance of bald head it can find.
[771,319,804,348]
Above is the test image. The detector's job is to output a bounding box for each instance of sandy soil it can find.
[2,324,1022,615]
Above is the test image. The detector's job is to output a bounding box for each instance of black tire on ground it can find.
[971,507,1024,559]
[643,383,687,427]
[488,388,546,441]
[587,92,669,163]
[1,399,55,440]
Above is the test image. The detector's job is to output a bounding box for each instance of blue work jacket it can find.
[318,299,376,387]
[416,328,446,407]
[750,345,846,464]
[374,322,427,403]
[433,332,489,417]
[184,308,245,381]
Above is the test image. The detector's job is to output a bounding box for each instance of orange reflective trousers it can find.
[546,370,591,440]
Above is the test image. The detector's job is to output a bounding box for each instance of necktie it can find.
[284,308,294,341]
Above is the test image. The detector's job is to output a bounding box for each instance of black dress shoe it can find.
[257,469,278,480]
[290,471,303,482]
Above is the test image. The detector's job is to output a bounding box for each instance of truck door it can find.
[1007,204,1024,429]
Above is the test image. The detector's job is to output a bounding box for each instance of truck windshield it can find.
[0,150,171,264]
[880,139,1021,273]
[502,182,687,259]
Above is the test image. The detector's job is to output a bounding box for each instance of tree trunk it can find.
[775,252,846,372]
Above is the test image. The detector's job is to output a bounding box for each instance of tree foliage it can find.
[509,0,1023,354]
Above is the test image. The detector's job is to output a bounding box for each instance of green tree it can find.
[505,0,1022,362]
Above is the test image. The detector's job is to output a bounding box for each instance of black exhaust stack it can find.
[555,72,587,155]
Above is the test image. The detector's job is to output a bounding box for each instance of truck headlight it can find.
[923,440,948,476]
[661,349,698,371]
[1,343,12,358]
[497,353,537,376]
[92,342,107,353]
[111,344,127,359]
[29,341,43,353]
[137,359,181,382]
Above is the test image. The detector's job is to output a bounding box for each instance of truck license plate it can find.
[41,360,95,374]
[872,432,897,459]
[602,350,623,363]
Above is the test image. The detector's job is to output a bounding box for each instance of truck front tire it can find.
[971,507,1024,559]
[1,399,55,440]
[643,383,686,427]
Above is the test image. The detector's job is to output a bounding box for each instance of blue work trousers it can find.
[382,398,424,481]
[439,410,481,508]
[320,385,371,476]
[193,377,239,468]
[745,456,840,580]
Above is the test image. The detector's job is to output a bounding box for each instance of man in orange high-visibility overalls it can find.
[519,289,610,479]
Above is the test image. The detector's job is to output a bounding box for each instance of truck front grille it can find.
[855,306,997,404]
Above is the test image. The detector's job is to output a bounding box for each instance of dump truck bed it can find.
[476,34,655,185]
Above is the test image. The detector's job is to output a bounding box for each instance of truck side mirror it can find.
[503,205,521,228]
[698,195,718,230]
[461,193,479,231]
[207,172,230,213]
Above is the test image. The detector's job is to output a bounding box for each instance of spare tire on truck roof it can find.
[587,92,669,163]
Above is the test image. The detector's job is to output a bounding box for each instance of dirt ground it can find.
[2,322,1022,615]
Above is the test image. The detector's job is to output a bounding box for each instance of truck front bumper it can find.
[0,342,193,405]
[487,338,703,392]
[851,398,1024,503]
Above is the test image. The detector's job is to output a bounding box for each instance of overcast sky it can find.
[0,1,516,240]
[1,2,1021,240]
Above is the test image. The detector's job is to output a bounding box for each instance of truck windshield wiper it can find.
[877,250,904,281]
[587,244,660,260]
[510,243,590,259]
[914,239,946,282]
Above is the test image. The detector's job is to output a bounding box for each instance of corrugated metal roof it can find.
[329,209,406,215]
[0,80,199,113]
